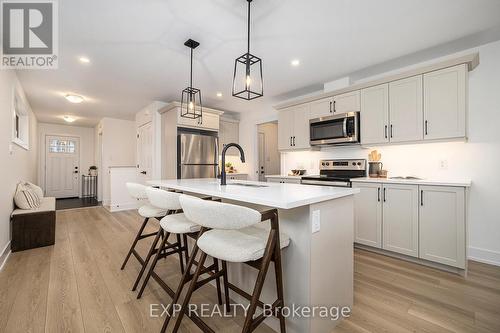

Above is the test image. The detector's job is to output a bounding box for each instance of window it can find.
[12,86,29,150]
[49,139,76,153]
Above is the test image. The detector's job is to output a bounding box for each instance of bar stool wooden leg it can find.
[183,234,189,266]
[132,229,163,291]
[221,260,231,313]
[274,238,286,333]
[121,217,149,270]
[242,230,277,333]
[160,229,204,333]
[176,234,185,274]
[172,251,208,333]
[214,259,223,306]
[137,231,170,299]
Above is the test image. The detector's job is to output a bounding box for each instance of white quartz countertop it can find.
[351,177,471,187]
[265,174,303,179]
[147,178,359,209]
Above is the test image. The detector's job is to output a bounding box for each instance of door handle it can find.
[377,187,380,202]
[425,120,428,135]
[293,136,296,146]
[333,100,336,113]
[390,124,393,138]
[385,125,388,139]
[140,171,147,175]
[420,190,423,206]
[383,188,386,202]
[290,137,292,146]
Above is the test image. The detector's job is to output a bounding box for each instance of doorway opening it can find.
[257,121,280,181]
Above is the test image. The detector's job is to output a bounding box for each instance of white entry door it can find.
[137,122,153,184]
[45,136,80,198]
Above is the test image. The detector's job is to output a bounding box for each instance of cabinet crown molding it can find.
[159,101,225,115]
[274,53,479,110]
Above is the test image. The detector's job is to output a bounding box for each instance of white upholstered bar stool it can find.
[136,188,224,304]
[162,195,290,333]
[121,183,168,278]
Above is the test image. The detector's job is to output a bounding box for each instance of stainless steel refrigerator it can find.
[177,130,219,179]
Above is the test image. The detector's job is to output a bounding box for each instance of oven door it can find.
[309,112,359,146]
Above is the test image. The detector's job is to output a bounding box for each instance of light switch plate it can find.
[312,210,320,233]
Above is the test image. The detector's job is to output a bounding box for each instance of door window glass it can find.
[49,139,76,153]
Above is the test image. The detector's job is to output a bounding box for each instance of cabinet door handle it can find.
[293,136,296,146]
[390,124,393,138]
[290,137,293,146]
[384,125,388,139]
[377,187,380,202]
[333,100,336,113]
[383,188,386,202]
[420,190,424,206]
[329,101,333,113]
[425,120,428,135]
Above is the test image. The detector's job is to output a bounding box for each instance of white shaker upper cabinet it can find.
[419,186,466,269]
[389,75,424,143]
[423,64,467,140]
[382,184,419,258]
[292,105,311,149]
[333,90,360,114]
[278,108,294,150]
[353,183,382,248]
[361,84,389,145]
[309,97,334,120]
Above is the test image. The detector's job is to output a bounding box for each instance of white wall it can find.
[97,117,136,206]
[282,40,500,265]
[38,123,95,197]
[0,71,38,262]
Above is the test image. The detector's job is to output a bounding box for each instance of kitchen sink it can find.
[228,182,269,188]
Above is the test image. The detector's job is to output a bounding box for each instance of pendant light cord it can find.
[247,0,251,54]
[190,47,193,89]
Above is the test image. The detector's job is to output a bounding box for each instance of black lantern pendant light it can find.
[232,0,263,100]
[181,39,202,119]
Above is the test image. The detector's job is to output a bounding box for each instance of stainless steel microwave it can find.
[309,112,360,146]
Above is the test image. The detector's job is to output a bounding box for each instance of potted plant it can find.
[89,166,98,176]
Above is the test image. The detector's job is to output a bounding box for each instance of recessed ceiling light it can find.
[65,94,84,104]
[63,116,76,123]
[291,59,300,67]
[216,92,223,97]
[79,56,90,63]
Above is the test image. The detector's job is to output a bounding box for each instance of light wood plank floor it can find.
[0,207,499,333]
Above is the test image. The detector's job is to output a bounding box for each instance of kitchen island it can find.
[147,178,359,333]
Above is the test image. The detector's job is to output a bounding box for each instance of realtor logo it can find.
[1,0,58,69]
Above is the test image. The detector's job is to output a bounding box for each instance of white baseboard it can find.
[468,246,500,267]
[0,242,12,271]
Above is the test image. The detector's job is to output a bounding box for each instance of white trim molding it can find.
[468,246,500,267]
[0,242,12,271]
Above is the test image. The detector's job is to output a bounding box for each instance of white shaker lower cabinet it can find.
[423,64,467,140]
[419,186,466,269]
[382,184,419,257]
[353,183,382,248]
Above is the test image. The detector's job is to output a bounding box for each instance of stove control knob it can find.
[357,162,362,166]
[321,162,325,166]
[352,162,356,166]
[325,162,330,166]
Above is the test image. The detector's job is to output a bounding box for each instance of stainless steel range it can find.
[301,159,367,187]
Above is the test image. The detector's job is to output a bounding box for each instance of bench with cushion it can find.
[11,182,56,252]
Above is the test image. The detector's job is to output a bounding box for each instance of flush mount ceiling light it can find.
[63,116,76,123]
[232,0,263,101]
[291,59,300,67]
[180,39,202,119]
[79,56,90,64]
[65,94,84,104]
[216,92,223,97]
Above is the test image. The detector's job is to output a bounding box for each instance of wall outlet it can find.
[312,210,321,233]
[439,159,448,170]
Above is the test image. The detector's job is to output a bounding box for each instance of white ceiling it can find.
[17,0,500,126]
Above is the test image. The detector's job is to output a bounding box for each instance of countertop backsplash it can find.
[282,141,471,181]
